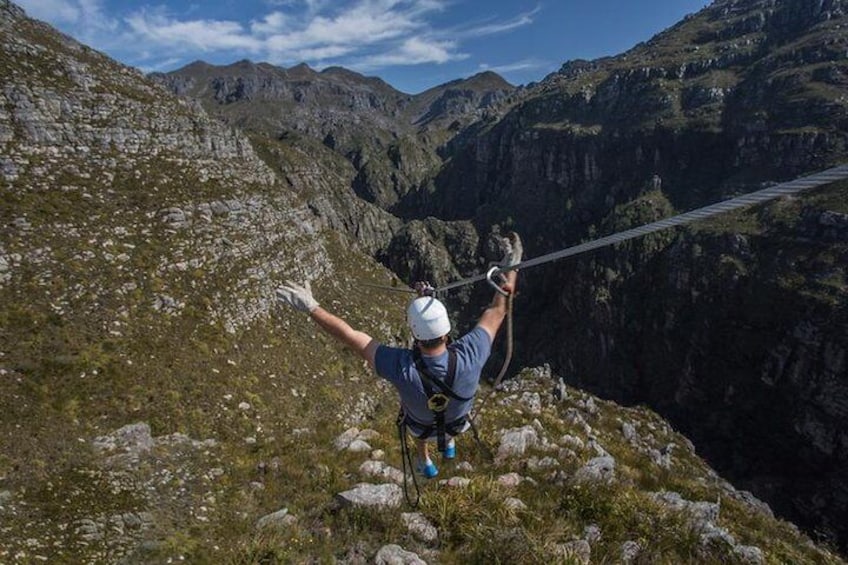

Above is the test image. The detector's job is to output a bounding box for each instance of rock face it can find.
[0,0,340,334]
[154,58,515,282]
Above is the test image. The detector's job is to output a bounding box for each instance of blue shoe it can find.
[444,440,456,460]
[416,459,438,478]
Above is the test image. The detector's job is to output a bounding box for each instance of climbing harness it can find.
[410,347,473,453]
[395,346,475,507]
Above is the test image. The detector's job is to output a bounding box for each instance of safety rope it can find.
[396,416,421,508]
[493,292,514,389]
[434,164,848,295]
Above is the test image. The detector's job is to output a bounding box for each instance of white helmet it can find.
[407,296,451,341]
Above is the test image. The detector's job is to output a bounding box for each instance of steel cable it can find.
[435,164,848,294]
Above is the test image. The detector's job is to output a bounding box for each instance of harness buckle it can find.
[427,393,449,412]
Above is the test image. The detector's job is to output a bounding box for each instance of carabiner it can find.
[486,266,509,297]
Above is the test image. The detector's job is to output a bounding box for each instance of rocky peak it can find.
[1,0,25,19]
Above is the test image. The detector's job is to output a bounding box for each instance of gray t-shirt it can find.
[375,326,492,432]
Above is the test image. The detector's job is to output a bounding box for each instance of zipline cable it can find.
[435,164,848,295]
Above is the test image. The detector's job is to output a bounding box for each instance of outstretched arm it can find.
[276,281,379,369]
[477,232,522,342]
[309,307,379,369]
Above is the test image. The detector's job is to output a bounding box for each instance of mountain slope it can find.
[154,60,515,213]
[0,2,404,560]
[1,0,846,562]
[150,0,848,551]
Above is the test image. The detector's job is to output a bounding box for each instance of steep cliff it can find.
[422,0,848,549]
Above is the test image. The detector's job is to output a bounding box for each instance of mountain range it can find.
[1,0,847,561]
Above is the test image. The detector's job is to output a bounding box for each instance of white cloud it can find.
[455,6,539,39]
[479,58,547,74]
[19,0,536,78]
[125,8,263,53]
[356,36,466,69]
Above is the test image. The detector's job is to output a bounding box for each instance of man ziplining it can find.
[276,232,523,478]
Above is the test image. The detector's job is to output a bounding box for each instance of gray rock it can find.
[504,497,527,511]
[374,544,426,565]
[401,512,438,544]
[620,540,641,563]
[583,524,601,544]
[210,201,230,216]
[334,427,360,450]
[734,544,765,564]
[497,472,524,488]
[76,519,103,541]
[648,447,673,469]
[439,477,471,488]
[573,456,616,484]
[356,429,381,441]
[587,436,610,457]
[558,434,584,450]
[497,425,539,461]
[347,439,372,452]
[335,483,402,509]
[526,456,559,472]
[520,391,542,414]
[552,377,568,402]
[651,491,735,549]
[699,521,736,547]
[257,508,296,530]
[359,460,405,484]
[621,422,639,443]
[731,490,774,518]
[151,293,182,314]
[93,422,154,457]
[0,490,12,505]
[160,206,188,227]
[819,210,848,229]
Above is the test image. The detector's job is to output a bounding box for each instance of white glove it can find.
[500,232,523,268]
[276,280,319,313]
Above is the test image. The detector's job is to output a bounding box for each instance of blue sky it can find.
[17,0,710,93]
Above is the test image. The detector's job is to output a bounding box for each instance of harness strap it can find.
[411,347,471,452]
[412,348,471,402]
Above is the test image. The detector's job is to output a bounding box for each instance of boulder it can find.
[497,425,539,461]
[359,460,405,485]
[335,483,402,509]
[573,456,616,484]
[256,508,296,530]
[374,544,426,565]
[401,512,438,544]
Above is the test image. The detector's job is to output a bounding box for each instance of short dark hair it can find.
[417,336,446,350]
